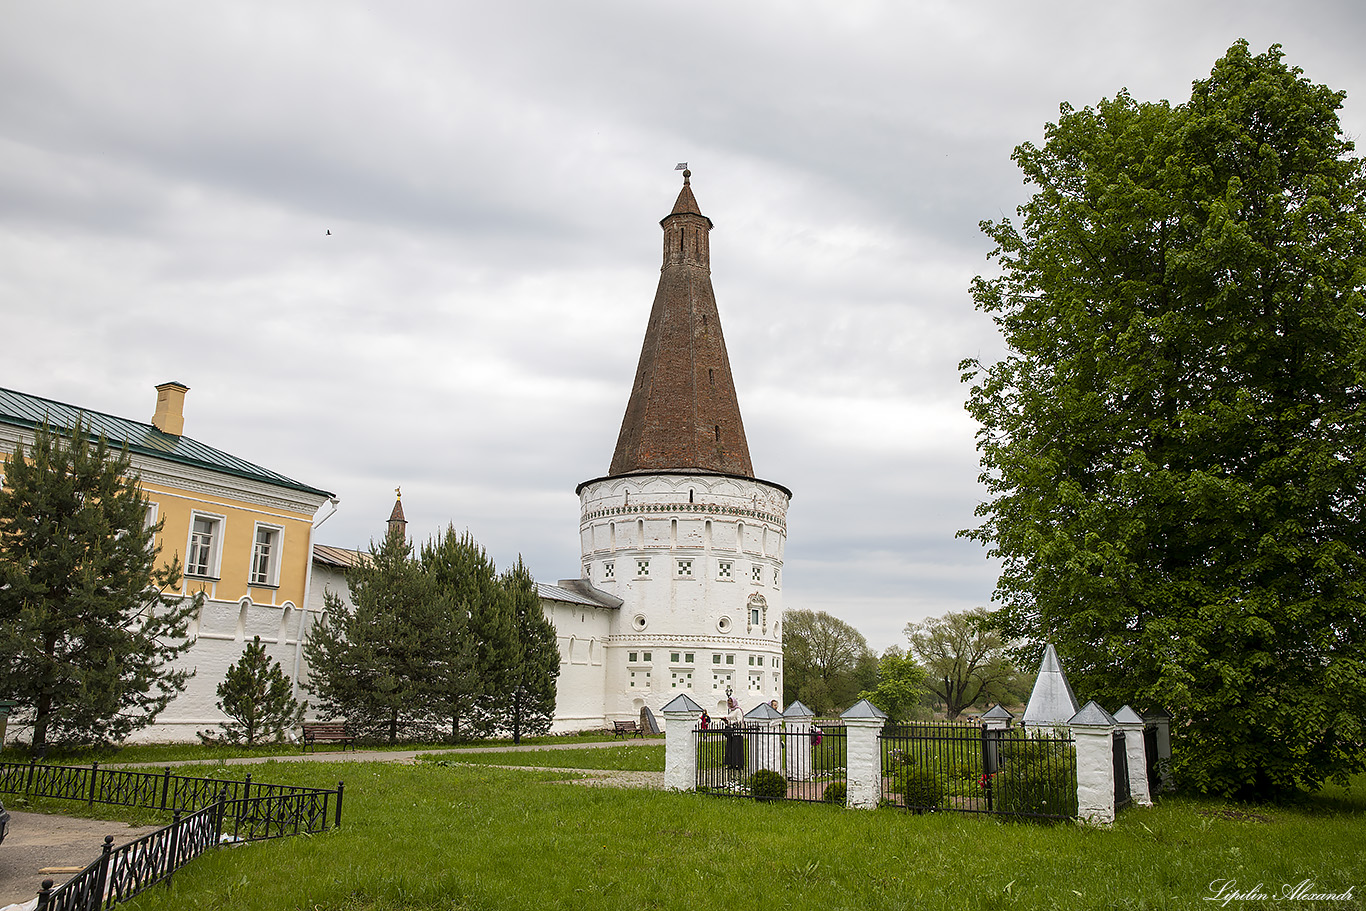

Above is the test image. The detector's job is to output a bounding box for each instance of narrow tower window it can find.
[708,368,714,386]
[714,425,720,442]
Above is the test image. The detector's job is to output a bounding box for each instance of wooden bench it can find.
[612,720,643,739]
[302,722,356,752]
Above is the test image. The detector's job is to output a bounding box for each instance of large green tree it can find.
[857,648,928,723]
[305,527,449,743]
[905,610,1022,719]
[0,421,199,750]
[501,557,561,742]
[422,527,510,738]
[782,609,878,715]
[962,42,1366,797]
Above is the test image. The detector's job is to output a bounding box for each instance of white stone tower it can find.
[577,170,792,722]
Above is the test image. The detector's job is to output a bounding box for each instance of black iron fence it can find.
[695,722,848,803]
[0,761,343,836]
[36,798,225,911]
[1113,731,1131,809]
[1,761,344,910]
[880,723,1078,820]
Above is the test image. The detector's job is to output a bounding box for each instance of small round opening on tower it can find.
[632,614,647,631]
[717,616,732,634]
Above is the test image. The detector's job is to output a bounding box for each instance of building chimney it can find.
[151,382,189,436]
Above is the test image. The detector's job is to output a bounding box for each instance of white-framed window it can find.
[604,561,615,579]
[628,651,638,663]
[712,654,721,665]
[140,502,160,550]
[685,652,694,663]
[748,673,762,692]
[751,564,762,583]
[713,671,733,690]
[677,559,693,577]
[250,523,284,587]
[636,559,651,577]
[671,652,681,663]
[717,561,732,580]
[725,654,735,665]
[186,513,225,578]
[773,568,780,587]
[751,607,762,627]
[748,655,755,666]
[671,671,693,689]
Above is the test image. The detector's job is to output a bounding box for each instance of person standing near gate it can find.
[724,689,744,771]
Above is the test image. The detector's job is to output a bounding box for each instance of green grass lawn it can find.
[55,756,1355,911]
[0,731,627,766]
[422,743,664,772]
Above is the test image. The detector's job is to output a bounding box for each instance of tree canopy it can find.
[304,525,451,742]
[782,608,878,714]
[857,649,928,722]
[962,41,1366,797]
[0,420,199,750]
[906,609,1023,719]
[306,523,557,742]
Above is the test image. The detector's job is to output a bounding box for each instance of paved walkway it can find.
[0,740,664,908]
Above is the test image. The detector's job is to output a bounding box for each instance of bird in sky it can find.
[325,229,331,235]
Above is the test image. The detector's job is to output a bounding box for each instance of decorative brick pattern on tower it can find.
[609,171,754,478]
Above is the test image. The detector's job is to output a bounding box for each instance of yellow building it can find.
[0,381,336,742]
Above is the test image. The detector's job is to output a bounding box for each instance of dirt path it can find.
[0,811,162,909]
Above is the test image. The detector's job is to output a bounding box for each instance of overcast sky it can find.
[2,1,1363,650]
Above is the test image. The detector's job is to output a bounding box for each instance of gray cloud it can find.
[2,0,1362,652]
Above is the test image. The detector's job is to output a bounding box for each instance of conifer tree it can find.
[423,527,512,737]
[0,420,199,750]
[304,526,440,743]
[215,636,306,745]
[502,557,560,742]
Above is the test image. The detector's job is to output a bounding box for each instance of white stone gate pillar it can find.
[841,699,887,810]
[662,694,703,792]
[783,700,814,782]
[1114,705,1152,807]
[1069,700,1118,826]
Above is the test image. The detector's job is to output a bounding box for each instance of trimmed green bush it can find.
[750,769,788,800]
[822,781,847,804]
[896,767,942,810]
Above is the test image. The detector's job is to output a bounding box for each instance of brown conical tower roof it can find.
[387,488,407,540]
[609,171,754,477]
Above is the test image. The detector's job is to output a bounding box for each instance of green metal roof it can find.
[0,385,334,500]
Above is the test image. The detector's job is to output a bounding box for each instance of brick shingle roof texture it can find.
[609,175,754,478]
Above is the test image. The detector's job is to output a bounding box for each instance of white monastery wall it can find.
[128,594,320,742]
[542,600,614,731]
